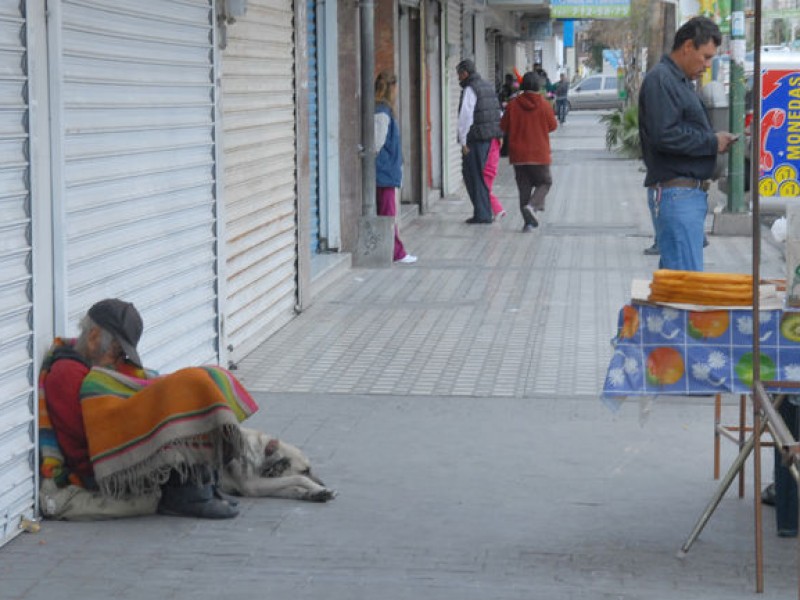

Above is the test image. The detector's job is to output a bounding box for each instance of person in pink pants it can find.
[483,138,505,219]
[374,72,416,264]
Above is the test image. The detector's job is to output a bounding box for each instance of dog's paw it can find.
[307,488,337,503]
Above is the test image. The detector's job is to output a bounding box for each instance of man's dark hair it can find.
[672,16,722,51]
[520,71,540,92]
[456,59,476,76]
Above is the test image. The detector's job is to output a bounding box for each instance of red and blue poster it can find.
[759,69,800,199]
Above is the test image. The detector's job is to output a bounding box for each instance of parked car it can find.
[567,74,624,110]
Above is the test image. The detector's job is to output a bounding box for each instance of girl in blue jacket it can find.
[374,72,416,264]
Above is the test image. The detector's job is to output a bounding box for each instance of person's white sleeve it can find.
[457,87,476,146]
[374,113,390,151]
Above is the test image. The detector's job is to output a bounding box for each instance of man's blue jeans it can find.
[653,186,707,271]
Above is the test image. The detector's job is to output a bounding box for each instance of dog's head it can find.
[261,438,325,486]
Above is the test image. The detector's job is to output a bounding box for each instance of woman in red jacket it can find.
[500,71,558,232]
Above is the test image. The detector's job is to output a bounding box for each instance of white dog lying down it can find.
[219,426,336,502]
[40,426,335,520]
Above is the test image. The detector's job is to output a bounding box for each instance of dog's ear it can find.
[264,438,280,457]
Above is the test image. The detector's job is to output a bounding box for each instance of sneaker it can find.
[494,210,507,220]
[643,244,660,256]
[522,224,536,233]
[521,205,538,227]
[396,254,417,264]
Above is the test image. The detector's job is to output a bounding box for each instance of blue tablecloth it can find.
[602,304,800,398]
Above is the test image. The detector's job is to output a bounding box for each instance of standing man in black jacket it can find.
[457,59,503,224]
[638,16,737,271]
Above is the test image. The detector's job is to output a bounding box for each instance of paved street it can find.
[1,111,796,600]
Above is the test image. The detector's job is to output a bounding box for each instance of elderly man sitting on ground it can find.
[39,298,258,520]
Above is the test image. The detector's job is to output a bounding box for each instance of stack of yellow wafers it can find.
[648,269,753,306]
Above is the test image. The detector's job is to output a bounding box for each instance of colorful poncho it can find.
[39,339,259,497]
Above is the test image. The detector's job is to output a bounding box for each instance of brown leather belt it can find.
[652,178,710,192]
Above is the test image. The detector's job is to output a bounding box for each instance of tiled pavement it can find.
[1,111,795,600]
[236,114,782,399]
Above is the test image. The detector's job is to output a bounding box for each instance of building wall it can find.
[338,1,362,253]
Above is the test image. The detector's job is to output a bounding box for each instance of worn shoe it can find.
[703,236,710,248]
[396,254,417,264]
[158,483,239,519]
[643,244,660,256]
[465,217,492,224]
[521,205,538,228]
[761,482,776,506]
[522,224,536,233]
[494,210,507,221]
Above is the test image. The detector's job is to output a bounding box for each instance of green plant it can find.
[600,105,641,159]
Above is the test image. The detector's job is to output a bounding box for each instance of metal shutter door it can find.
[0,0,34,549]
[445,0,462,195]
[54,0,219,373]
[220,0,296,364]
[307,0,320,253]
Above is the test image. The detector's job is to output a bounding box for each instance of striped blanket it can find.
[80,366,258,497]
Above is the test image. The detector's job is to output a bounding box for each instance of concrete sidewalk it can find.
[1,111,794,600]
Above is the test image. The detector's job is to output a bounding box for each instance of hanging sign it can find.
[550,0,630,19]
[759,69,800,200]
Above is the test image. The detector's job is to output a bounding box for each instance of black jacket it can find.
[638,55,718,187]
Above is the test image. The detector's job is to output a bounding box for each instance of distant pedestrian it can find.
[644,193,660,255]
[500,71,558,232]
[639,16,737,271]
[456,59,505,224]
[374,71,416,264]
[554,73,570,124]
[498,73,518,108]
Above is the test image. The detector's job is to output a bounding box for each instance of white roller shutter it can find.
[0,0,35,548]
[52,0,219,373]
[220,0,296,365]
[445,0,462,195]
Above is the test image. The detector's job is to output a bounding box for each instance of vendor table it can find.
[602,303,800,401]
[602,301,800,595]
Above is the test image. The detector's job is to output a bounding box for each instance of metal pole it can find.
[751,0,764,590]
[360,0,376,217]
[727,0,746,213]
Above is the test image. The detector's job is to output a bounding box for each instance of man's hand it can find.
[716,131,739,154]
[462,145,469,155]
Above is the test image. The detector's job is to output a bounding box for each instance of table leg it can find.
[714,393,721,480]
[679,417,766,556]
[739,394,747,498]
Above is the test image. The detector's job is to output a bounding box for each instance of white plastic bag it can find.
[772,216,787,243]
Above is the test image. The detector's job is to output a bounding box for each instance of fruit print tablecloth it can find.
[603,304,800,399]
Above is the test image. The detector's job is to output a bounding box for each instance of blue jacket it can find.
[375,102,402,188]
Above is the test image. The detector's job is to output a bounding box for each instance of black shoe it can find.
[703,236,710,248]
[761,482,776,506]
[521,205,538,227]
[643,244,659,256]
[465,217,492,224]
[158,483,239,519]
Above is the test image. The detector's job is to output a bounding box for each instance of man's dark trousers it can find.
[775,397,800,536]
[462,140,493,222]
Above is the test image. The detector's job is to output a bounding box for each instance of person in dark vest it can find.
[374,71,416,264]
[456,59,504,224]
